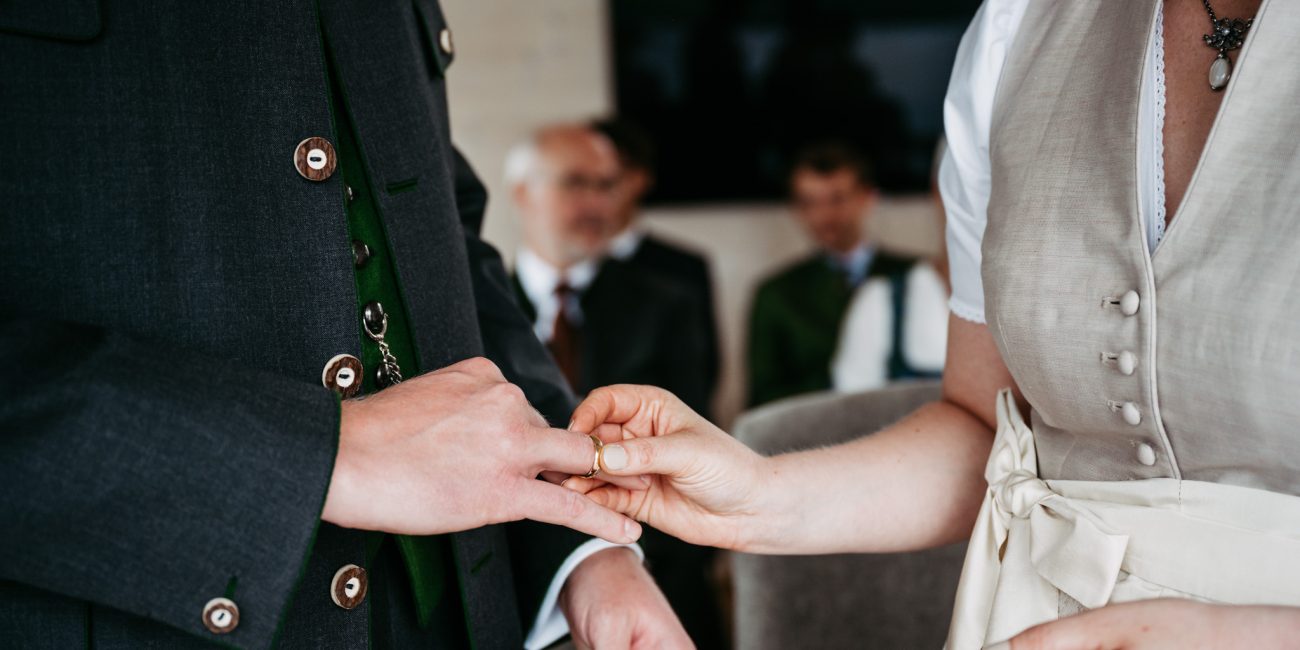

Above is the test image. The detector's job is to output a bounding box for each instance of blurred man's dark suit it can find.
[511,258,711,418]
[616,233,721,407]
[0,1,591,647]
[512,257,724,647]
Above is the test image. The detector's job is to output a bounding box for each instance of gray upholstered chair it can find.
[730,381,968,650]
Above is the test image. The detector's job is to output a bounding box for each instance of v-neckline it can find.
[1148,0,1271,261]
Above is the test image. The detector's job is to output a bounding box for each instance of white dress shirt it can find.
[515,247,599,342]
[831,263,949,392]
[512,246,646,649]
[941,0,1169,324]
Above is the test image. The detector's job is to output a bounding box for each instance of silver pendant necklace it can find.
[1201,0,1253,91]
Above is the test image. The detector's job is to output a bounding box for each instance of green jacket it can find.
[747,251,917,407]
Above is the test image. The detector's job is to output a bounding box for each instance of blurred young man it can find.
[748,142,937,407]
[829,138,951,394]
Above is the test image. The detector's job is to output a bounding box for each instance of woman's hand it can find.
[563,384,778,551]
[1000,600,1300,649]
[562,315,1013,556]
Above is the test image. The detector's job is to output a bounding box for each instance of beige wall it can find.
[442,0,612,257]
[441,0,942,426]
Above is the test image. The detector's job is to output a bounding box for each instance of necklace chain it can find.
[1198,0,1253,26]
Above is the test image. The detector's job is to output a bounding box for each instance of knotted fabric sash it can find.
[945,389,1300,649]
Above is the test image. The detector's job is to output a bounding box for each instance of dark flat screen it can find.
[612,1,981,203]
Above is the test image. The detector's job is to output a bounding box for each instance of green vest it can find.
[747,251,927,407]
[324,38,455,632]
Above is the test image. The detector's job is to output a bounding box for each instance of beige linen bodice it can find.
[982,0,1300,495]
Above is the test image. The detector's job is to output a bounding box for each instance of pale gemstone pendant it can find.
[1209,55,1232,90]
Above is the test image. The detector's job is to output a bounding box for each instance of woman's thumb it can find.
[600,437,681,476]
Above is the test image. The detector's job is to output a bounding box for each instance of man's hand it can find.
[321,357,642,544]
[560,547,694,650]
[1002,600,1300,650]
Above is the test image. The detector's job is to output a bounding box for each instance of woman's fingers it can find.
[561,473,652,493]
[581,485,645,519]
[589,422,626,444]
[598,472,652,490]
[570,384,675,433]
[561,476,603,494]
[555,472,650,491]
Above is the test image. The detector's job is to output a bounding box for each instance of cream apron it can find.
[947,391,1300,648]
[945,1,1300,648]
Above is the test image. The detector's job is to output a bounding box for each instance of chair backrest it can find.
[731,382,968,650]
[735,381,942,455]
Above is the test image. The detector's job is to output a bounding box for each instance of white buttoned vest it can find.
[983,0,1300,494]
[945,2,1300,648]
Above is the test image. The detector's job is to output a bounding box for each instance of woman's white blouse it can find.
[941,0,1168,324]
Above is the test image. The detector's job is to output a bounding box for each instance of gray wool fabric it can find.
[0,0,585,647]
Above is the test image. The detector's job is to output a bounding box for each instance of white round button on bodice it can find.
[1136,442,1157,466]
[1117,351,1137,376]
[1120,290,1140,316]
[1122,402,1142,426]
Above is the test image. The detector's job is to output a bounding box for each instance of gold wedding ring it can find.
[581,434,603,479]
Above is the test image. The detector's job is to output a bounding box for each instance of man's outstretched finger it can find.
[516,479,643,544]
[530,427,651,489]
[526,426,605,477]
